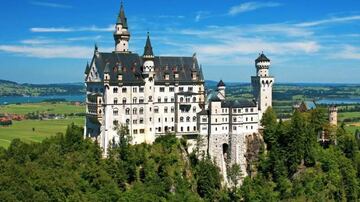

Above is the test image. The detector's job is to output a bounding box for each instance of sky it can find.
[0,0,359,84]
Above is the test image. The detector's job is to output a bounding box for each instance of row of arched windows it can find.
[179,116,197,122]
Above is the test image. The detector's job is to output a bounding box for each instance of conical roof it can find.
[143,32,154,56]
[116,2,128,28]
[84,62,90,74]
[217,80,226,87]
[255,53,270,62]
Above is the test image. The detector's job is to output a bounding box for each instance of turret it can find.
[142,32,154,75]
[255,52,270,77]
[217,80,226,100]
[114,2,130,52]
[329,105,338,126]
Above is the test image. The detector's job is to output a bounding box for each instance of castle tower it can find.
[251,53,274,120]
[114,2,130,52]
[217,80,226,100]
[329,105,338,126]
[142,32,154,75]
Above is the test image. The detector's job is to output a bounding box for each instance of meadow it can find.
[0,102,85,148]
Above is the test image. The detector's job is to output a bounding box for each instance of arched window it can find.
[158,97,161,103]
[192,97,196,102]
[122,98,127,104]
[180,97,184,102]
[139,107,144,114]
[193,126,196,131]
[164,107,168,113]
[133,97,137,103]
[193,116,197,122]
[171,106,175,113]
[114,98,118,104]
[148,96,153,102]
[186,116,190,122]
[133,108,137,114]
[154,106,159,113]
[180,117,184,122]
[193,106,196,113]
[113,108,118,116]
[125,108,130,115]
[113,88,118,93]
[164,97,168,102]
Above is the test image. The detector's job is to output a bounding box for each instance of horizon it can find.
[0,0,360,83]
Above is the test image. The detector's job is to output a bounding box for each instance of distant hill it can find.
[0,79,85,97]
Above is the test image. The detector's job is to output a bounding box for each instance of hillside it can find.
[0,80,85,96]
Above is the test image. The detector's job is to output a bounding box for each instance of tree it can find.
[261,107,278,150]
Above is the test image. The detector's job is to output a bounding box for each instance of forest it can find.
[0,108,359,201]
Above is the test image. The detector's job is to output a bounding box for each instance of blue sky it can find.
[0,0,359,84]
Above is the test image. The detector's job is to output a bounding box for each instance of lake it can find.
[0,95,85,105]
[317,98,360,105]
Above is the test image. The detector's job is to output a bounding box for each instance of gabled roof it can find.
[143,33,154,56]
[217,80,225,87]
[116,2,128,28]
[255,53,270,62]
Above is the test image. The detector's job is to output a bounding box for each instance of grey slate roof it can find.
[89,51,204,85]
[198,109,209,115]
[116,3,128,28]
[221,99,257,108]
[84,62,90,74]
[143,33,154,56]
[217,80,225,87]
[255,53,270,62]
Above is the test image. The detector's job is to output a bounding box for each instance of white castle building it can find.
[84,3,274,181]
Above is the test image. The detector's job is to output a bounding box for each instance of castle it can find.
[84,3,274,182]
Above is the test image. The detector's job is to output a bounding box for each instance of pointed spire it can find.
[143,32,154,56]
[85,62,90,74]
[94,43,98,52]
[116,1,128,28]
[217,80,226,87]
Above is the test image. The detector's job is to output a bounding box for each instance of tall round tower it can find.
[217,80,226,100]
[329,105,338,126]
[114,2,130,52]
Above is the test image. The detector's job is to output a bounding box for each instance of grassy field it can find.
[338,112,360,121]
[0,102,85,115]
[0,117,84,148]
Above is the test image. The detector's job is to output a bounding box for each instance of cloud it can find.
[21,39,56,45]
[228,2,281,15]
[30,25,114,33]
[30,1,72,9]
[331,45,360,60]
[195,11,211,22]
[296,15,360,27]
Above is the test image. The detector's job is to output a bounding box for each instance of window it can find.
[233,117,237,122]
[133,119,137,124]
[202,117,207,122]
[193,106,196,113]
[186,116,190,122]
[233,109,237,113]
[148,96,153,102]
[114,98,118,104]
[133,129,138,134]
[158,97,161,102]
[171,107,175,113]
[140,118,144,124]
[180,97,184,102]
[245,108,249,112]
[238,109,241,113]
[251,117,253,121]
[133,97,137,103]
[171,117,174,122]
[246,117,248,121]
[193,116,196,122]
[181,127,183,132]
[122,98,127,104]
[139,107,144,114]
[171,97,175,102]
[133,108,137,114]
[169,87,174,92]
[140,129,145,133]
[192,97,196,102]
[126,119,130,124]
[186,98,190,103]
[113,120,118,126]
[139,87,144,93]
[180,117,184,122]
[126,108,130,115]
[113,88,118,93]
[215,118,218,123]
[113,109,118,116]
[122,88,127,93]
[165,118,167,122]
[133,87,137,93]
[158,118,161,123]
[188,87,193,92]
[160,87,165,92]
[154,107,159,113]
[187,126,190,132]
[250,108,254,112]
[179,87,184,92]
[164,107,168,113]
[233,126,236,130]
[164,97,168,102]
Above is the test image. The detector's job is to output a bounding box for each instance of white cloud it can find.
[20,39,55,45]
[296,15,360,27]
[30,1,72,9]
[331,45,360,60]
[228,2,281,15]
[195,11,211,22]
[30,25,114,33]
